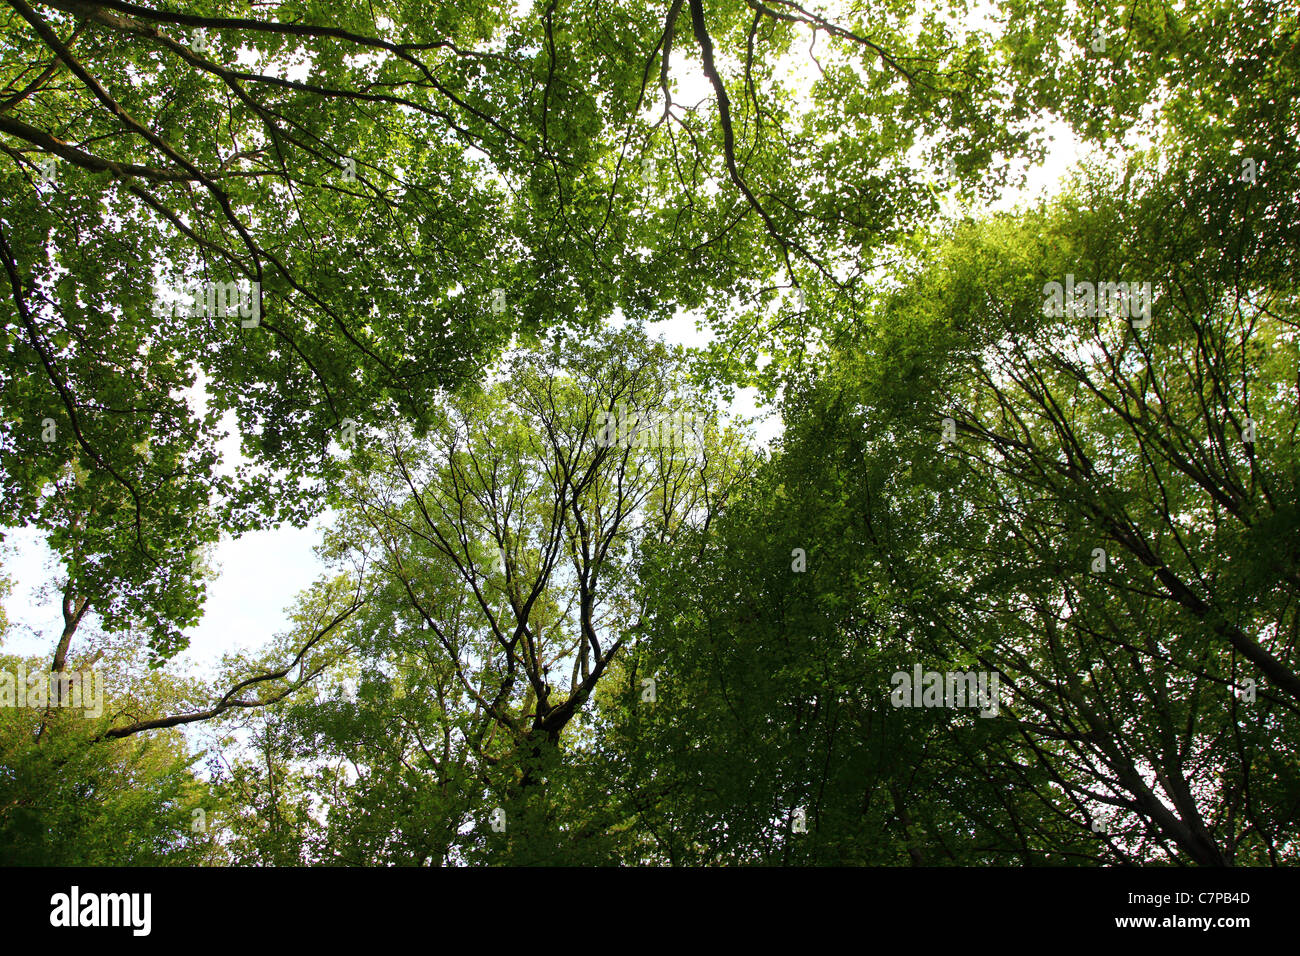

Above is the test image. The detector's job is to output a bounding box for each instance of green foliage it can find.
[0,652,220,865]
[1,0,1296,866]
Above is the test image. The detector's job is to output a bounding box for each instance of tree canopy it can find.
[1,0,1297,866]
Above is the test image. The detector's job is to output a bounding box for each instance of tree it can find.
[626,145,1296,864]
[1,0,1069,664]
[4,0,1296,867]
[211,327,748,863]
[585,383,1097,864]
[581,5,1300,858]
[0,647,222,864]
